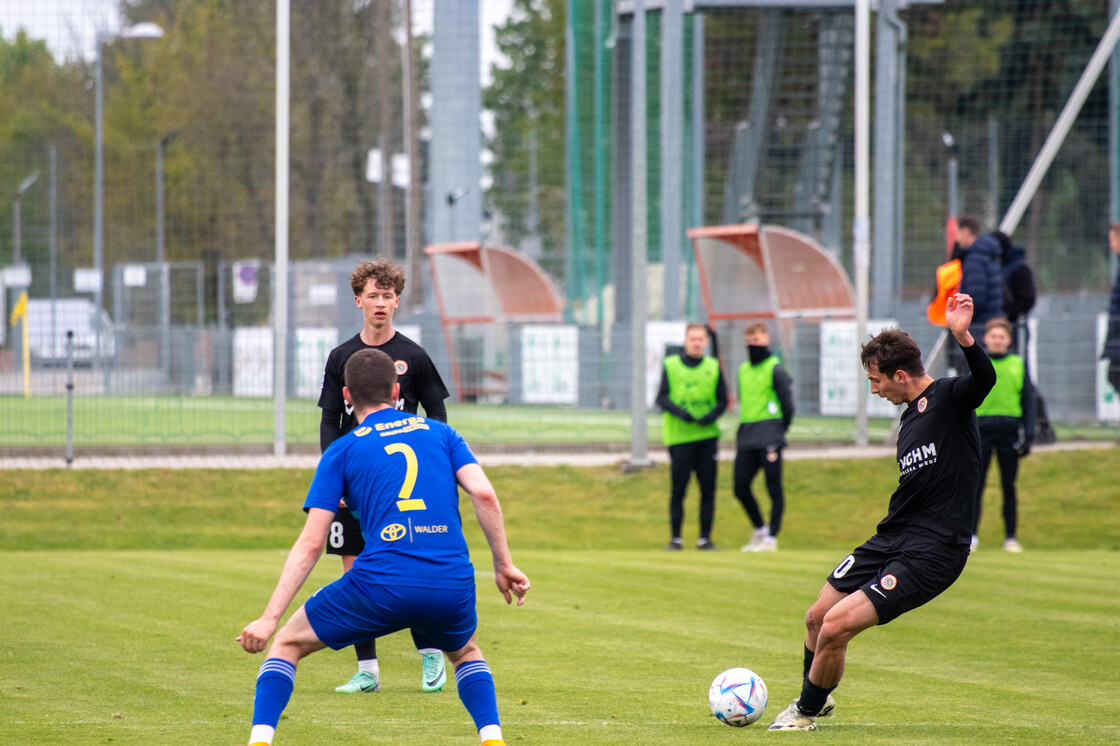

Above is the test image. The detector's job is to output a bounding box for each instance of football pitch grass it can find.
[0,395,895,447]
[3,395,1116,447]
[2,451,1118,745]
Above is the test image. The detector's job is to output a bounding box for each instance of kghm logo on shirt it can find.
[899,442,937,475]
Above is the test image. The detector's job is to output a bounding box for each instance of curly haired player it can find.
[318,258,450,694]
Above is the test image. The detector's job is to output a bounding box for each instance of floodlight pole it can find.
[660,0,682,321]
[274,0,291,457]
[944,132,959,260]
[853,0,871,448]
[1113,0,1120,280]
[628,0,652,470]
[94,34,105,386]
[402,0,423,309]
[157,132,176,380]
[49,145,58,366]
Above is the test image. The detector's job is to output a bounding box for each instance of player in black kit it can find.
[319,258,450,695]
[769,293,996,731]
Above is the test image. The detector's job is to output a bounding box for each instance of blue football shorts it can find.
[825,530,969,625]
[304,571,477,652]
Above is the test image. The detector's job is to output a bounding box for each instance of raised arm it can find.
[456,462,530,606]
[945,292,975,348]
[945,293,996,407]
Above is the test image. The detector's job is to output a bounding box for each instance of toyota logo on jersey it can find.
[380,523,407,541]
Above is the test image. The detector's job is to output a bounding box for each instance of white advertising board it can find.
[294,328,339,399]
[234,328,343,399]
[819,319,900,418]
[122,264,147,287]
[394,324,421,345]
[4,264,32,288]
[233,328,272,397]
[73,268,101,293]
[520,324,578,404]
[645,321,688,408]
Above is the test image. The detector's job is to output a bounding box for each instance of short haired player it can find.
[768,293,996,731]
[318,257,450,694]
[239,348,529,746]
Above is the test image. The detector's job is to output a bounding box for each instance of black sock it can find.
[354,639,376,662]
[797,677,835,716]
[802,646,814,683]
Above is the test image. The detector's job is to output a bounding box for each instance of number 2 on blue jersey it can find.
[385,443,426,512]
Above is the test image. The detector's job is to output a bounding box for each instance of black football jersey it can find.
[318,331,449,437]
[876,343,995,545]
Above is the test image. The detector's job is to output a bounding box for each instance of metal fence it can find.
[0,0,1118,451]
[2,280,1115,451]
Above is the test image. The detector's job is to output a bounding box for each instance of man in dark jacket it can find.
[991,231,1054,443]
[991,231,1036,327]
[946,217,1003,374]
[1105,225,1120,394]
[955,217,1005,331]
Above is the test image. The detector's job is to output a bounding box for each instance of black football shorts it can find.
[326,503,366,557]
[826,531,969,625]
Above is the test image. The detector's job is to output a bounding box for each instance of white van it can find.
[24,299,116,364]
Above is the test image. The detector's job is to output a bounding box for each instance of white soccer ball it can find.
[708,667,768,727]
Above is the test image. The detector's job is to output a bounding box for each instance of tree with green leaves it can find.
[484,0,567,279]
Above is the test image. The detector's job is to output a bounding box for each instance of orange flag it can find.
[926,260,961,327]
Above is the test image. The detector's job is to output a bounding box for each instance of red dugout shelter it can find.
[425,241,564,401]
[687,224,855,394]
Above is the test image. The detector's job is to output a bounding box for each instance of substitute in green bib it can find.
[972,317,1034,553]
[655,323,728,551]
[735,323,795,552]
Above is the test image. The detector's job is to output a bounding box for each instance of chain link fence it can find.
[0,0,1117,451]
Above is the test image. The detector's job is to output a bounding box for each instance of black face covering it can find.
[748,344,771,365]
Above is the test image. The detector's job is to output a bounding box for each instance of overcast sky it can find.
[0,0,514,80]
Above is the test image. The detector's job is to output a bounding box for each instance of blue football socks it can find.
[252,658,297,734]
[455,659,500,731]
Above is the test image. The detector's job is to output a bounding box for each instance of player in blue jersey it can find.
[238,348,530,746]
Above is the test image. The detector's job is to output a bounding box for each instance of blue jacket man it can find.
[991,230,1055,443]
[955,216,1004,339]
[1105,225,1120,393]
[992,231,1037,326]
